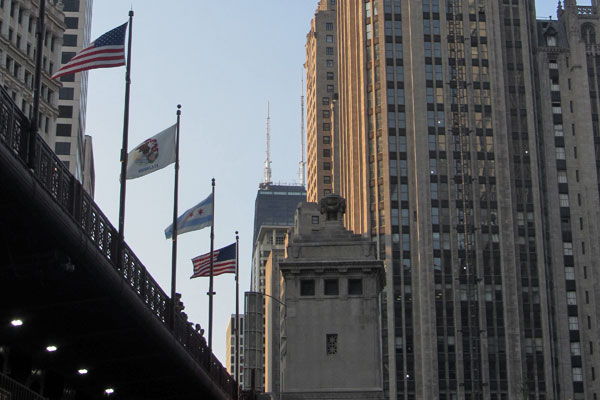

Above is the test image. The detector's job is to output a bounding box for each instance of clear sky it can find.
[85,0,578,366]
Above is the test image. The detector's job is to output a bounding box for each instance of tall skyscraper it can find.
[305,0,337,202]
[55,0,94,195]
[249,182,306,393]
[305,0,600,399]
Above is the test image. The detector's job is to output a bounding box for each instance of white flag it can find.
[126,124,176,180]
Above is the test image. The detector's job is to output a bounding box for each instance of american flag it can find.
[51,22,128,80]
[191,243,237,279]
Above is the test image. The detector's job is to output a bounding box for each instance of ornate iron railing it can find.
[0,372,48,400]
[0,86,237,398]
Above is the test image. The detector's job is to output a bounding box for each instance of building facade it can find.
[307,0,600,399]
[0,0,94,195]
[225,314,245,388]
[249,183,306,394]
[305,0,337,203]
[0,0,64,143]
[55,0,94,195]
[279,196,385,400]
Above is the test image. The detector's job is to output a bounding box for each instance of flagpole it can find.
[116,10,134,268]
[169,104,182,330]
[28,0,46,169]
[208,178,216,355]
[235,231,240,397]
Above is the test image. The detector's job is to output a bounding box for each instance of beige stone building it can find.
[0,0,94,196]
[279,196,385,400]
[305,0,337,203]
[304,0,600,399]
[55,0,94,196]
[225,314,245,388]
[0,0,64,143]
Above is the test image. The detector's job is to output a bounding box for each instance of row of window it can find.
[299,278,363,296]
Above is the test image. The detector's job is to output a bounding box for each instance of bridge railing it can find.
[0,87,237,399]
[0,372,48,400]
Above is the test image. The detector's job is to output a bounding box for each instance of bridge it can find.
[0,87,238,399]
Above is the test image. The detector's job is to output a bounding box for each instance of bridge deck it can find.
[0,87,236,399]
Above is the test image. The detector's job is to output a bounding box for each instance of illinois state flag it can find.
[126,124,176,180]
[191,243,236,278]
[165,193,213,239]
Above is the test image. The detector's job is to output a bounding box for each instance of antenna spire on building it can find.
[264,102,272,185]
[299,69,306,187]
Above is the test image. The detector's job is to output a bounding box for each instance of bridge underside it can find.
[0,156,226,399]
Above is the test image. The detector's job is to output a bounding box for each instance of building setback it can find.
[304,0,600,399]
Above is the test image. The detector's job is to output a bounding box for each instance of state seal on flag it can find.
[131,138,159,165]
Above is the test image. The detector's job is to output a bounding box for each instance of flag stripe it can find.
[52,61,126,80]
[57,53,126,71]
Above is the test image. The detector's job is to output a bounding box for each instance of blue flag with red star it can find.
[165,193,213,239]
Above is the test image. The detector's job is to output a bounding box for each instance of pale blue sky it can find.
[85,0,574,364]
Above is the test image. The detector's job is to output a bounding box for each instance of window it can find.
[348,279,363,295]
[65,17,78,29]
[565,267,575,280]
[559,193,570,207]
[323,123,331,131]
[323,162,331,170]
[322,97,330,105]
[327,59,334,67]
[327,72,334,80]
[61,51,76,64]
[323,136,331,144]
[326,334,338,355]
[326,22,333,31]
[312,216,319,224]
[63,34,77,47]
[327,84,334,92]
[324,176,331,184]
[324,279,339,295]
[326,35,333,43]
[567,291,577,305]
[326,47,334,55]
[62,0,80,12]
[564,242,573,256]
[300,280,315,296]
[571,342,581,356]
[55,142,71,155]
[573,368,583,382]
[323,148,331,157]
[59,106,73,118]
[323,110,330,118]
[569,316,579,330]
[59,87,74,100]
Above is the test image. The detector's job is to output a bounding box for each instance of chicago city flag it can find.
[126,124,176,180]
[190,243,236,278]
[164,193,213,239]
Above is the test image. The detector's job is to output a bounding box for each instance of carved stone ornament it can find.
[319,194,346,220]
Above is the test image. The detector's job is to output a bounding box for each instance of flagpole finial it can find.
[129,10,134,17]
[212,178,215,186]
[236,230,239,239]
[177,104,181,116]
